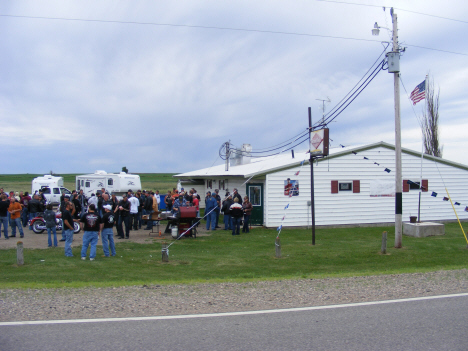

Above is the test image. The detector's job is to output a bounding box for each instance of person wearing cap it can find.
[172,194,187,216]
[205,191,217,231]
[101,204,116,257]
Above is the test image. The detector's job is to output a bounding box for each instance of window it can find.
[41,187,51,194]
[339,182,352,191]
[85,181,90,188]
[249,186,261,206]
[108,179,113,186]
[403,179,428,192]
[331,180,360,193]
[53,188,60,194]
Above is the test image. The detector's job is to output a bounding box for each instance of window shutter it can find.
[353,180,360,193]
[331,180,338,194]
[403,179,409,192]
[422,179,428,192]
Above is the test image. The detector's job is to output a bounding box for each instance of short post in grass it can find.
[381,231,387,254]
[161,242,169,262]
[275,237,281,258]
[17,241,24,266]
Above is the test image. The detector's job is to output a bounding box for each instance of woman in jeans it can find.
[242,196,253,233]
[43,204,58,247]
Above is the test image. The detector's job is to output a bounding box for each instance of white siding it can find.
[265,146,468,227]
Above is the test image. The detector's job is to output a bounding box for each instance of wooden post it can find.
[161,243,169,262]
[275,237,281,258]
[381,231,387,254]
[17,241,24,266]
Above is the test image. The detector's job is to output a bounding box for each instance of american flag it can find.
[410,80,426,105]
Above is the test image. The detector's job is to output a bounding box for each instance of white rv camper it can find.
[31,175,72,204]
[76,171,142,198]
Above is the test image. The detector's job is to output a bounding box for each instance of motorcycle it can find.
[29,212,81,234]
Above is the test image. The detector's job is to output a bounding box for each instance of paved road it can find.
[1,294,467,351]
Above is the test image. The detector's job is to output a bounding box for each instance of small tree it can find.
[419,74,443,157]
[122,166,128,174]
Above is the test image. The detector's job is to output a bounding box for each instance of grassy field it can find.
[0,173,178,194]
[1,222,467,289]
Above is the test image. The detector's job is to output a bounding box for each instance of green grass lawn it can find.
[0,173,178,194]
[1,222,467,289]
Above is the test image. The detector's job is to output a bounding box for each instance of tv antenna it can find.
[316,97,331,124]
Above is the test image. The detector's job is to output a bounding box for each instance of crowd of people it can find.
[0,185,255,259]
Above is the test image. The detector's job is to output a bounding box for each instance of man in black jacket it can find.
[116,195,131,239]
[28,195,43,230]
[144,192,154,230]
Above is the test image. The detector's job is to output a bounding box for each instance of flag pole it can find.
[418,75,428,222]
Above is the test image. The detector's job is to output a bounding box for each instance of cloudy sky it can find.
[1,0,467,175]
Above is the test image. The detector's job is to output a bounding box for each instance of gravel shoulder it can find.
[1,270,467,322]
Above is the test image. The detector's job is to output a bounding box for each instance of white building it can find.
[174,142,468,227]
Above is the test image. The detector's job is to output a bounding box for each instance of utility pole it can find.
[391,8,403,248]
[373,8,402,248]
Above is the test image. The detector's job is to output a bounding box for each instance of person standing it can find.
[222,194,233,230]
[80,204,101,260]
[43,204,58,247]
[116,195,130,239]
[28,195,43,230]
[20,191,31,227]
[164,190,173,212]
[205,191,217,231]
[0,194,9,239]
[242,196,253,233]
[229,198,243,235]
[101,205,116,257]
[8,196,24,238]
[232,188,242,204]
[192,193,200,218]
[62,202,75,257]
[144,192,154,230]
[155,190,161,210]
[213,189,221,228]
[128,194,139,230]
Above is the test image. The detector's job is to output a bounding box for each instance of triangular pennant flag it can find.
[277,225,282,231]
[352,151,357,155]
[374,162,380,166]
[295,171,300,176]
[431,192,437,197]
[455,202,460,206]
[465,207,468,212]
[300,160,305,166]
[384,168,391,173]
[284,204,289,210]
[282,216,285,221]
[443,197,449,201]
[364,157,369,160]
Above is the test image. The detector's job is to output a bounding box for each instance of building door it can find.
[246,183,263,226]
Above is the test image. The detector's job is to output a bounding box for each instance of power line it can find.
[316,0,468,24]
[1,13,466,56]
